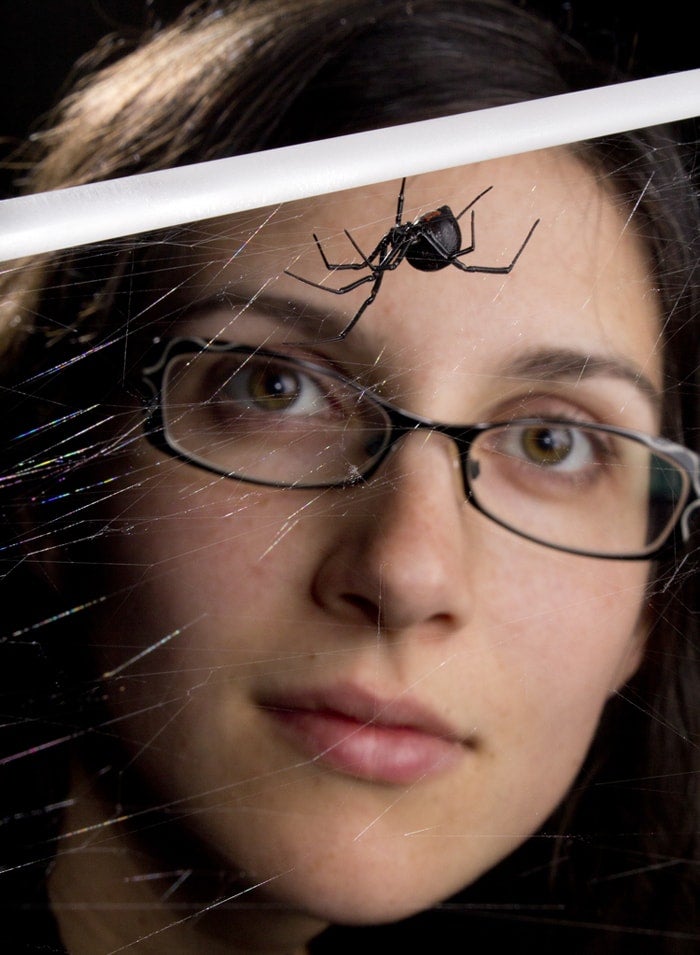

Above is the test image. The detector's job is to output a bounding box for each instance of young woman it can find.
[1,2,697,952]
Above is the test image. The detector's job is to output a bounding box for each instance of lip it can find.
[259,683,471,785]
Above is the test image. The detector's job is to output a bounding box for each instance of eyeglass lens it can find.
[157,348,688,558]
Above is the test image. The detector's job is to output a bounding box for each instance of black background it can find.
[1,0,698,197]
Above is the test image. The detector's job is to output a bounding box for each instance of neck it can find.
[48,759,323,955]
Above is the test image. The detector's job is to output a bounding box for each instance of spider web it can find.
[0,157,698,955]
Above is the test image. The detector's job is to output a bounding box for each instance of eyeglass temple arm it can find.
[677,444,700,542]
[681,497,700,542]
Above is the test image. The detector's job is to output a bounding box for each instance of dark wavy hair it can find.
[1,2,697,952]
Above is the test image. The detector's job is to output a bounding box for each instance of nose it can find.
[312,432,473,634]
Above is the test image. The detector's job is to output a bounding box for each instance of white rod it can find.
[1,69,699,264]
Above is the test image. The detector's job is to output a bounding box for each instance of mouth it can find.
[258,683,473,785]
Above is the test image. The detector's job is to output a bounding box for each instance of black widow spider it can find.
[284,178,540,340]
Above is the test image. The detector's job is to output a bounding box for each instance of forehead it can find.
[173,149,662,392]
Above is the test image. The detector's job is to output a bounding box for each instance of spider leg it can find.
[344,230,383,268]
[282,267,378,296]
[450,218,540,273]
[307,232,372,272]
[454,185,493,221]
[349,230,405,269]
[284,272,385,344]
[409,230,455,266]
[453,210,476,257]
[287,232,392,281]
[395,178,407,226]
[332,271,386,340]
[361,235,409,273]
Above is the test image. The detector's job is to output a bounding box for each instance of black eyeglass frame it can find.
[141,336,700,561]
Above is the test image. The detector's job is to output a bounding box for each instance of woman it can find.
[1,1,697,952]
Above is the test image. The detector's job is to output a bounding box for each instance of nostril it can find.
[341,593,380,624]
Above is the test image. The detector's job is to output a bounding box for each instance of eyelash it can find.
[171,315,642,432]
[498,392,609,429]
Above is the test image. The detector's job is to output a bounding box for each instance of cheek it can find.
[81,479,328,675]
[474,548,647,762]
[77,489,328,803]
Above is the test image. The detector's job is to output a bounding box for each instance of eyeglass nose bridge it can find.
[371,399,479,500]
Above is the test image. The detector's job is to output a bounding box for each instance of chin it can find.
[251,853,473,929]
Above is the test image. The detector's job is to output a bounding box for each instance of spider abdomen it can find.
[405,207,461,272]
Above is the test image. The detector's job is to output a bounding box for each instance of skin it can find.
[49,150,661,954]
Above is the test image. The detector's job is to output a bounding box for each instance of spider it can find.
[284,178,540,340]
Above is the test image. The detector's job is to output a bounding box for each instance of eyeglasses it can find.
[141,337,700,560]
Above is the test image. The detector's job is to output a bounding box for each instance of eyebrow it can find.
[501,348,661,410]
[187,287,356,343]
[183,290,662,409]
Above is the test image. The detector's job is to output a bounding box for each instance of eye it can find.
[217,356,329,416]
[521,425,579,467]
[503,423,601,472]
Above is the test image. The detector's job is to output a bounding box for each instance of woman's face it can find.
[57,151,661,944]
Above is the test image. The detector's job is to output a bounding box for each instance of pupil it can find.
[248,366,300,410]
[521,427,572,465]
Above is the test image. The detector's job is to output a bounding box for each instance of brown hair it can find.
[1,2,697,950]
